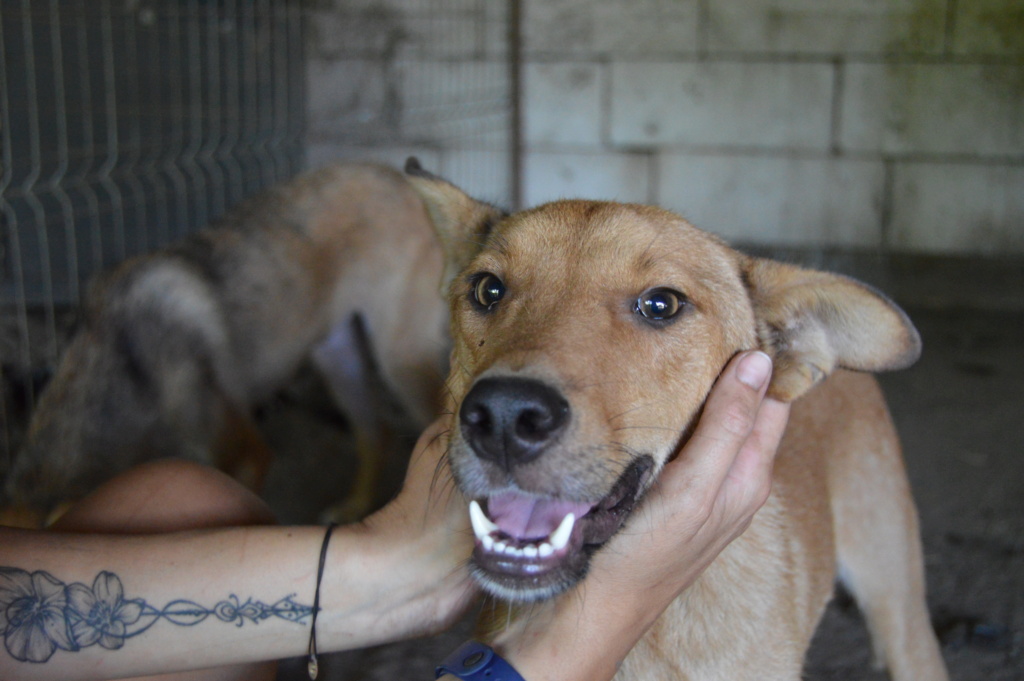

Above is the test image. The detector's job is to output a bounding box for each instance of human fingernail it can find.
[737,351,772,390]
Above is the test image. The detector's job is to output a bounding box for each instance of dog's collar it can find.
[435,641,526,681]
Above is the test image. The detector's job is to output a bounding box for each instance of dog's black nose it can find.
[460,377,570,470]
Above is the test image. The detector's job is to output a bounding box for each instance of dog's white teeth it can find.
[469,500,499,540]
[549,513,575,552]
[471,501,575,560]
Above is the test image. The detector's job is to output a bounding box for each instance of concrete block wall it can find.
[305,0,514,204]
[305,0,1024,255]
[521,0,1024,255]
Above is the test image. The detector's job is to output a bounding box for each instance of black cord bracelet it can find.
[308,523,337,680]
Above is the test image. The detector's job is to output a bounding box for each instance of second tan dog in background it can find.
[5,162,448,523]
[407,164,949,680]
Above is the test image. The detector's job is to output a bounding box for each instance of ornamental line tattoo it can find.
[0,566,313,664]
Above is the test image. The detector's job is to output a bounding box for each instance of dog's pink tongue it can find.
[487,491,591,540]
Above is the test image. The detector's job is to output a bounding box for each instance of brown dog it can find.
[4,162,448,523]
[407,163,948,680]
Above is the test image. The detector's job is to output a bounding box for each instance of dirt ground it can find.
[2,304,1021,680]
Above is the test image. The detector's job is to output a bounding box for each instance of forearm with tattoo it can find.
[0,566,312,664]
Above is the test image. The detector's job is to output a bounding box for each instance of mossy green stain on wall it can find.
[956,0,1024,55]
[958,0,1024,100]
[872,0,1024,154]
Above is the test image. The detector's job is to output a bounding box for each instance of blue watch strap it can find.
[435,640,527,681]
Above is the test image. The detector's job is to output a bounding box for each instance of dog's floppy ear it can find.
[742,256,921,402]
[404,157,505,290]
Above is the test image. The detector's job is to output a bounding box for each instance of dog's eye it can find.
[635,288,687,323]
[471,273,506,310]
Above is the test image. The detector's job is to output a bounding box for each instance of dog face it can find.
[409,164,921,603]
[445,202,756,601]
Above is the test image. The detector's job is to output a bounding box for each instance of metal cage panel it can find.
[1,0,306,357]
[1,0,306,459]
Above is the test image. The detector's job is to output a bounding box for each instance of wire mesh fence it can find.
[0,0,307,460]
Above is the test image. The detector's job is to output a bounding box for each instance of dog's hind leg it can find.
[312,314,395,522]
[828,374,948,681]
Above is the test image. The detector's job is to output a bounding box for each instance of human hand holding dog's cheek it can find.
[650,350,788,557]
[589,350,790,632]
[492,351,790,681]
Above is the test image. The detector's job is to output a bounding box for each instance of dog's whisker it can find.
[594,440,644,458]
[612,424,678,433]
[426,428,463,507]
[447,356,473,380]
[606,403,649,422]
[569,378,627,392]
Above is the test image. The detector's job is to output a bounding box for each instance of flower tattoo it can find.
[0,568,77,663]
[66,572,143,651]
[0,567,312,664]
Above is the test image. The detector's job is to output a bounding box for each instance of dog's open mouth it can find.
[467,456,654,601]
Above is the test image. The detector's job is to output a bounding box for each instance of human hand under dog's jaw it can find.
[357,418,480,636]
[487,350,791,681]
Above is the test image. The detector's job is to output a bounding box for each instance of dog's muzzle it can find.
[456,375,654,601]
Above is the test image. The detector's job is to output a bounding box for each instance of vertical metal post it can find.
[46,0,80,303]
[19,0,58,360]
[98,0,125,262]
[0,6,33,376]
[240,0,258,194]
[254,0,275,186]
[508,0,523,210]
[119,2,149,254]
[72,0,103,274]
[219,0,243,209]
[286,0,305,174]
[164,4,189,238]
[184,0,208,230]
[201,0,226,219]
[136,3,171,248]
